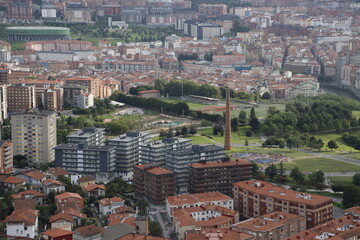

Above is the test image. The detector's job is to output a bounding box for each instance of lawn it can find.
[352,110,360,118]
[328,176,353,186]
[230,103,286,119]
[282,157,360,172]
[310,129,360,153]
[187,135,216,144]
[163,99,209,110]
[197,126,263,145]
[10,41,25,50]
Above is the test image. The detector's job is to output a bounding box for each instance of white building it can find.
[42,179,66,195]
[0,49,11,62]
[76,93,94,109]
[98,197,125,216]
[5,209,39,239]
[166,192,233,220]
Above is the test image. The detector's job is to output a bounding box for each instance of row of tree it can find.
[130,79,221,99]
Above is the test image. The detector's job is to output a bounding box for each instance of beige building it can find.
[7,84,36,112]
[11,109,57,165]
[232,211,306,240]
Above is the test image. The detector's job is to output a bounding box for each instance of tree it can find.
[261,92,271,100]
[278,161,285,176]
[286,137,301,150]
[245,129,254,138]
[249,107,260,132]
[181,126,188,136]
[149,220,163,237]
[315,139,324,151]
[175,128,181,136]
[189,125,197,135]
[352,172,360,186]
[327,140,339,150]
[238,110,247,125]
[166,128,174,138]
[231,118,239,131]
[13,155,28,168]
[343,185,360,208]
[136,198,149,216]
[252,162,259,177]
[265,164,278,179]
[290,167,304,184]
[350,117,358,128]
[308,170,325,186]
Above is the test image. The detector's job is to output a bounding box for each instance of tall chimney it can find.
[224,87,231,150]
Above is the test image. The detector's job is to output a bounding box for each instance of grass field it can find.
[196,126,263,145]
[163,99,209,110]
[282,157,360,172]
[230,103,286,119]
[187,135,216,144]
[10,41,25,50]
[328,176,353,186]
[352,110,360,118]
[310,129,360,153]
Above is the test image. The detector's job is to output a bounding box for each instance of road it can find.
[297,149,360,166]
[284,171,357,177]
[148,204,175,239]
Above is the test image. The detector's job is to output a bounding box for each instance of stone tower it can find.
[224,88,231,150]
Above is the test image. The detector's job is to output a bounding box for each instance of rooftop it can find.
[75,224,102,236]
[167,192,232,206]
[233,180,332,205]
[190,159,251,168]
[233,211,304,232]
[43,229,73,238]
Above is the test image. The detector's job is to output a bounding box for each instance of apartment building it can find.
[146,8,176,26]
[232,211,306,240]
[140,137,192,166]
[166,144,225,194]
[62,84,88,108]
[107,131,151,181]
[285,214,360,240]
[198,4,228,16]
[133,164,175,204]
[35,88,58,111]
[54,143,116,182]
[232,180,333,229]
[0,84,7,122]
[7,0,32,20]
[166,192,233,219]
[64,3,91,23]
[11,109,57,165]
[64,77,99,97]
[188,159,252,196]
[7,84,36,112]
[174,205,239,240]
[0,140,13,174]
[67,127,106,146]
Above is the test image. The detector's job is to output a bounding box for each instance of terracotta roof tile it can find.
[75,224,102,236]
[49,213,73,223]
[43,229,73,238]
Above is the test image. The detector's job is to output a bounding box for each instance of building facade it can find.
[54,143,116,182]
[165,144,225,194]
[188,159,252,196]
[7,84,36,112]
[232,211,306,240]
[232,180,333,229]
[67,127,106,146]
[107,131,151,181]
[166,192,233,219]
[11,109,57,165]
[0,140,13,174]
[7,0,32,20]
[140,137,192,166]
[0,84,8,122]
[133,164,176,204]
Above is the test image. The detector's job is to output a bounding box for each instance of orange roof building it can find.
[173,205,239,240]
[233,180,333,229]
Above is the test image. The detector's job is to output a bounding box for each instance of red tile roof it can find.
[99,197,123,206]
[5,209,39,225]
[56,192,83,201]
[22,169,46,181]
[75,224,101,236]
[85,183,106,192]
[43,229,73,238]
[49,213,73,223]
[13,199,36,210]
[46,167,69,177]
[2,176,26,184]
